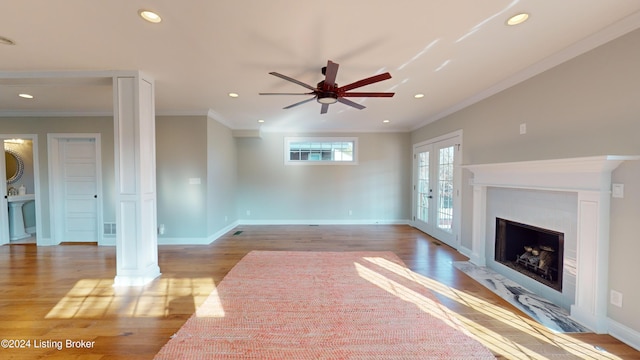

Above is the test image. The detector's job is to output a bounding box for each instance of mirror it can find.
[5,148,24,185]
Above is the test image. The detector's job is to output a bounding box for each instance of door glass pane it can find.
[437,146,454,233]
[416,151,429,222]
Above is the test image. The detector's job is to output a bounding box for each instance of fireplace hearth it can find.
[494,218,564,292]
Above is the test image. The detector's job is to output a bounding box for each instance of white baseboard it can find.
[238,219,411,226]
[449,244,488,266]
[457,244,473,259]
[99,237,116,246]
[157,220,240,245]
[207,220,240,243]
[608,318,640,351]
[36,237,53,246]
[44,221,408,246]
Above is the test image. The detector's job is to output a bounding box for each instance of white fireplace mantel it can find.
[464,155,639,192]
[463,155,640,333]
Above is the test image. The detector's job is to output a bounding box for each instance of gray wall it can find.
[156,116,208,239]
[236,132,411,223]
[206,117,238,233]
[411,28,640,332]
[155,115,239,242]
[0,116,115,239]
[1,115,238,244]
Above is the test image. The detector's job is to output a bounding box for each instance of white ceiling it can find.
[2,1,640,132]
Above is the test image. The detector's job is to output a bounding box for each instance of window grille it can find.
[284,137,358,165]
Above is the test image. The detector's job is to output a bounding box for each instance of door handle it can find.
[94,195,97,198]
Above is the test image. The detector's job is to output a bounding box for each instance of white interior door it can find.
[51,136,101,243]
[413,133,461,248]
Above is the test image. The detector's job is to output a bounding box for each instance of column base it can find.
[113,267,161,287]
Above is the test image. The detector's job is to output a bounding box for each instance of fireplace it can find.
[494,218,564,292]
[464,156,640,333]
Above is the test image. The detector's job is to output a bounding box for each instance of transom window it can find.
[284,137,358,165]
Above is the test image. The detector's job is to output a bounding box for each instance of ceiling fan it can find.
[259,60,395,114]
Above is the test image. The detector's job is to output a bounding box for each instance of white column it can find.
[571,190,611,333]
[112,72,161,286]
[470,185,487,266]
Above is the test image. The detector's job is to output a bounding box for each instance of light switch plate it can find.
[612,183,624,198]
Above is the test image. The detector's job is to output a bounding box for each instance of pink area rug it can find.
[155,251,494,359]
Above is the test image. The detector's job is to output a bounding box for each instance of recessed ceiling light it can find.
[257,119,265,123]
[0,36,15,46]
[18,93,34,99]
[507,13,529,26]
[414,93,425,99]
[228,93,239,98]
[383,119,390,123]
[139,9,162,23]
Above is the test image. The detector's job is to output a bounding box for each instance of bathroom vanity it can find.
[7,194,35,241]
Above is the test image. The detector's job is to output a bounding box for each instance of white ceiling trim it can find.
[410,10,640,131]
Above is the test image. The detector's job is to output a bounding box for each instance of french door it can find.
[413,132,461,248]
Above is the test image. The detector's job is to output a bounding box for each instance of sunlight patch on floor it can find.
[45,277,218,319]
[355,262,545,359]
[358,257,622,360]
[195,286,225,318]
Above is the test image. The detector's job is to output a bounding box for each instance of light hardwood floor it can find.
[0,225,638,359]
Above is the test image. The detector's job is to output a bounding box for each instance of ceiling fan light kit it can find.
[317,94,338,104]
[260,60,395,114]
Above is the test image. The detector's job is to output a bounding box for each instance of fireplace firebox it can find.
[494,218,564,292]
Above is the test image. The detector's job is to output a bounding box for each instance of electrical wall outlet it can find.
[610,289,623,308]
[519,123,527,135]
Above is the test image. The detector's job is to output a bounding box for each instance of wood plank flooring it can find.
[0,225,638,359]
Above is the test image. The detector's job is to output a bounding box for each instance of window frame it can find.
[284,137,358,165]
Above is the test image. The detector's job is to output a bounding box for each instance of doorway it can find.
[0,135,42,246]
[412,131,462,248]
[48,134,103,244]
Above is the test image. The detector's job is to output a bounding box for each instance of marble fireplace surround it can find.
[463,155,639,333]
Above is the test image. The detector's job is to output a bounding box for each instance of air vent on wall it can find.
[104,223,116,236]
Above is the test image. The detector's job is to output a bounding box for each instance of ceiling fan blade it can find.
[338,72,392,93]
[337,98,366,110]
[320,103,330,114]
[259,92,315,95]
[268,72,317,91]
[341,92,395,98]
[283,97,316,109]
[323,60,339,88]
